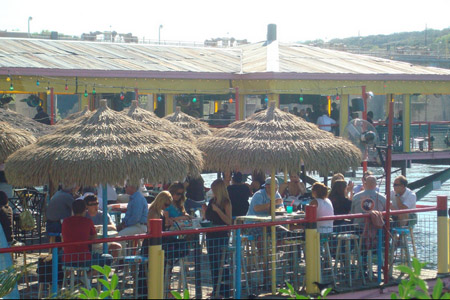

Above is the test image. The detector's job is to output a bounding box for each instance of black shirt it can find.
[227,184,250,217]
[331,196,352,226]
[33,111,51,125]
[186,177,205,201]
[205,199,229,239]
[0,205,13,243]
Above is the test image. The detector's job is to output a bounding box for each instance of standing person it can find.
[117,183,148,236]
[367,111,374,124]
[46,184,77,237]
[204,179,232,298]
[0,191,13,245]
[317,111,337,132]
[391,175,416,226]
[184,175,205,214]
[165,182,191,223]
[305,107,313,122]
[330,102,340,123]
[250,170,265,194]
[279,172,306,198]
[97,184,118,207]
[33,106,51,125]
[227,172,251,217]
[309,182,334,234]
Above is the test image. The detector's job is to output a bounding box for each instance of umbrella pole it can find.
[102,184,108,254]
[271,169,276,295]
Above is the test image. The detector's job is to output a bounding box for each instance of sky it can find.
[1,0,449,43]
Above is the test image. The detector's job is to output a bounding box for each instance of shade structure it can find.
[57,105,92,125]
[4,99,203,187]
[0,105,53,137]
[126,101,195,143]
[164,107,214,138]
[197,102,362,175]
[0,122,36,163]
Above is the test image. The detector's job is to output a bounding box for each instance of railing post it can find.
[148,219,164,299]
[428,123,432,151]
[51,247,58,297]
[305,205,320,294]
[235,229,242,299]
[437,196,449,274]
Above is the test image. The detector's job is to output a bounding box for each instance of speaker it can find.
[351,98,364,112]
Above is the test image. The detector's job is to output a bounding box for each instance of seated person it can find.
[309,182,334,234]
[329,180,352,230]
[97,184,118,207]
[62,200,112,266]
[279,172,306,198]
[250,170,265,194]
[227,172,251,218]
[84,195,122,258]
[391,175,416,227]
[247,177,284,218]
[165,182,191,224]
[0,191,13,245]
[117,182,148,235]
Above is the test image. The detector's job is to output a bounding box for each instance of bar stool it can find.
[281,236,305,291]
[121,255,148,299]
[62,264,91,291]
[334,233,365,287]
[389,227,413,278]
[320,234,336,288]
[164,257,189,298]
[242,235,262,292]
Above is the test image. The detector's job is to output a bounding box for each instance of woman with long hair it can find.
[148,191,173,228]
[165,182,191,224]
[329,180,352,229]
[203,179,232,297]
[310,182,334,234]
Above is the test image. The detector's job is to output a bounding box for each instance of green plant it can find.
[279,282,331,299]
[78,265,120,299]
[391,258,450,299]
[0,264,29,298]
[170,290,190,299]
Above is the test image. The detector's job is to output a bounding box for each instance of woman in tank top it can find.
[309,182,334,234]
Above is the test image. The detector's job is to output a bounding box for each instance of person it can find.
[329,180,352,229]
[117,182,148,236]
[204,179,232,298]
[61,200,112,266]
[305,107,313,122]
[184,175,206,214]
[46,184,77,236]
[291,107,300,116]
[250,170,265,194]
[148,191,173,230]
[165,182,191,223]
[227,172,251,217]
[0,191,13,244]
[351,176,386,229]
[330,102,339,123]
[317,111,337,132]
[33,106,51,125]
[0,163,13,199]
[97,184,118,207]
[279,172,306,199]
[309,182,334,234]
[218,104,232,120]
[247,177,284,218]
[84,195,122,258]
[309,105,322,124]
[353,171,376,194]
[391,175,416,227]
[367,111,374,124]
[299,109,307,120]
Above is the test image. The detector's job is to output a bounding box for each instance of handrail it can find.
[0,204,436,254]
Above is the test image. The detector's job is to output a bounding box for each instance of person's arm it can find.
[299,182,306,195]
[212,203,232,226]
[123,199,139,227]
[394,195,409,210]
[309,199,318,207]
[279,183,288,197]
[89,221,97,240]
[253,202,271,213]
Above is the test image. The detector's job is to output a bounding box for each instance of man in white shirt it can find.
[317,113,337,132]
[390,175,416,226]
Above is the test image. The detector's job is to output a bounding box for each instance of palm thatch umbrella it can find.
[5,100,203,187]
[0,105,53,137]
[164,106,214,138]
[197,102,361,294]
[57,105,92,125]
[0,122,36,163]
[126,101,195,143]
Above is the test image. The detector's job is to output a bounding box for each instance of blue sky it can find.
[1,0,449,43]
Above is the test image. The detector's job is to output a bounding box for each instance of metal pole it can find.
[50,87,55,125]
[270,169,276,295]
[51,247,58,297]
[383,96,394,284]
[28,17,32,38]
[235,87,239,121]
[102,185,108,254]
[362,86,368,173]
[235,228,242,299]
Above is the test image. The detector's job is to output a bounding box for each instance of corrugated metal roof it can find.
[1,38,450,79]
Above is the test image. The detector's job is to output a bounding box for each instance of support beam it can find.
[403,94,411,152]
[165,94,174,116]
[339,94,349,137]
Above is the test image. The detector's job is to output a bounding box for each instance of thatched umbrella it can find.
[197,102,361,294]
[0,122,36,163]
[0,105,53,137]
[126,101,195,143]
[57,105,92,125]
[164,106,214,138]
[5,100,203,187]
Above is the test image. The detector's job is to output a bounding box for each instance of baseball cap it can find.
[263,177,279,187]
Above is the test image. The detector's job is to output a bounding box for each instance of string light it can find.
[157,95,162,102]
[299,89,303,102]
[192,97,197,103]
[84,85,88,97]
[9,83,14,91]
[92,85,96,95]
[46,89,51,95]
[65,79,68,91]
[6,75,11,82]
[335,88,340,100]
[36,79,40,86]
[120,91,125,100]
[264,95,269,103]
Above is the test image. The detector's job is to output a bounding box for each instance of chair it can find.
[389,227,413,278]
[281,234,305,292]
[62,264,91,291]
[241,235,262,294]
[164,257,189,298]
[320,235,336,288]
[121,255,148,299]
[334,233,365,287]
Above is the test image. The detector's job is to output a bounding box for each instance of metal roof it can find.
[1,38,450,81]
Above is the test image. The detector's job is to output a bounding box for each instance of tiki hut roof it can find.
[197,102,361,174]
[0,122,36,163]
[57,105,92,125]
[126,101,195,143]
[5,100,203,187]
[164,107,213,138]
[0,105,53,137]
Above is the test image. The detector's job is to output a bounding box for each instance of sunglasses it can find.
[393,183,403,187]
[87,202,99,206]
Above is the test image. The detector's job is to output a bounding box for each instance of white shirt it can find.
[390,188,416,210]
[316,198,334,233]
[317,114,336,132]
[97,184,118,208]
